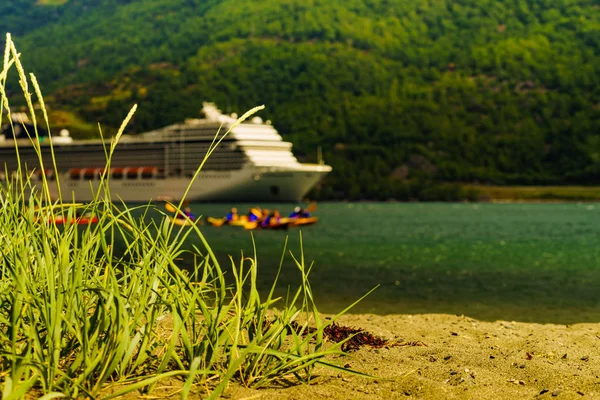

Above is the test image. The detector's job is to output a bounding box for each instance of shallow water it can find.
[162,202,600,324]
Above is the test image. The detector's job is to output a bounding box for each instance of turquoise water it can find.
[167,202,600,324]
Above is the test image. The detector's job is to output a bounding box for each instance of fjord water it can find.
[177,202,600,324]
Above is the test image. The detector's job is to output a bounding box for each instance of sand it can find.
[223,313,600,399]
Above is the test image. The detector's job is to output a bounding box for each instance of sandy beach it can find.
[223,313,600,399]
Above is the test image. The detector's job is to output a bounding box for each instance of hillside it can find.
[2,0,599,200]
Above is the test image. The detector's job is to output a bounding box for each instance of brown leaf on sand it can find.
[290,321,426,352]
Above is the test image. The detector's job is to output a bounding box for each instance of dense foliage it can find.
[2,0,599,200]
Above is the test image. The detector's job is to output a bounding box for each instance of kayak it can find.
[206,216,249,227]
[169,216,200,226]
[52,215,99,225]
[289,217,318,226]
[206,217,226,227]
[244,220,290,230]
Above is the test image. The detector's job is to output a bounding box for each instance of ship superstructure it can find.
[0,103,332,202]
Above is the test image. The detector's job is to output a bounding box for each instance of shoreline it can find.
[464,185,600,203]
[222,313,600,399]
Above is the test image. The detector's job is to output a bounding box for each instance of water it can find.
[163,202,600,324]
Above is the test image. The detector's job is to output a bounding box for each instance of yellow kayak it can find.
[244,221,259,230]
[206,217,226,227]
[244,219,290,230]
[169,216,200,226]
[207,215,248,227]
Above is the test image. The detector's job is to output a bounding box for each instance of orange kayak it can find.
[52,215,98,225]
[289,217,318,226]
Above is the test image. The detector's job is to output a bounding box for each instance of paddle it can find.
[164,202,177,213]
[164,200,190,213]
[307,202,318,213]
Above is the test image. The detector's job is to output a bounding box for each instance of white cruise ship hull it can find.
[48,164,330,202]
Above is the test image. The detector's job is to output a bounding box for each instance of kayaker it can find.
[289,206,310,218]
[262,209,281,227]
[248,207,262,222]
[273,209,281,223]
[226,207,239,222]
[178,207,196,221]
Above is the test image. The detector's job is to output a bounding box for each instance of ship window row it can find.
[0,169,57,182]
[2,159,246,181]
[68,167,166,180]
[67,164,244,180]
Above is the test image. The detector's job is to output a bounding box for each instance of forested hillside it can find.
[2,0,599,200]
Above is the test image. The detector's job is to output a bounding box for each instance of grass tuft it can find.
[0,33,368,398]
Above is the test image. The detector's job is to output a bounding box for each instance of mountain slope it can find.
[2,0,600,200]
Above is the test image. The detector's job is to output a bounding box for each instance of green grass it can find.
[0,33,368,399]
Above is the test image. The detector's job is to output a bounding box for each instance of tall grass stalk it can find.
[0,34,369,399]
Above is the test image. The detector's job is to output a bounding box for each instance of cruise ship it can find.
[0,103,332,202]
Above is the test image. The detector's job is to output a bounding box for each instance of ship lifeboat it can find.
[82,168,102,180]
[68,168,105,180]
[34,168,55,180]
[110,168,125,179]
[68,168,82,179]
[67,167,160,180]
